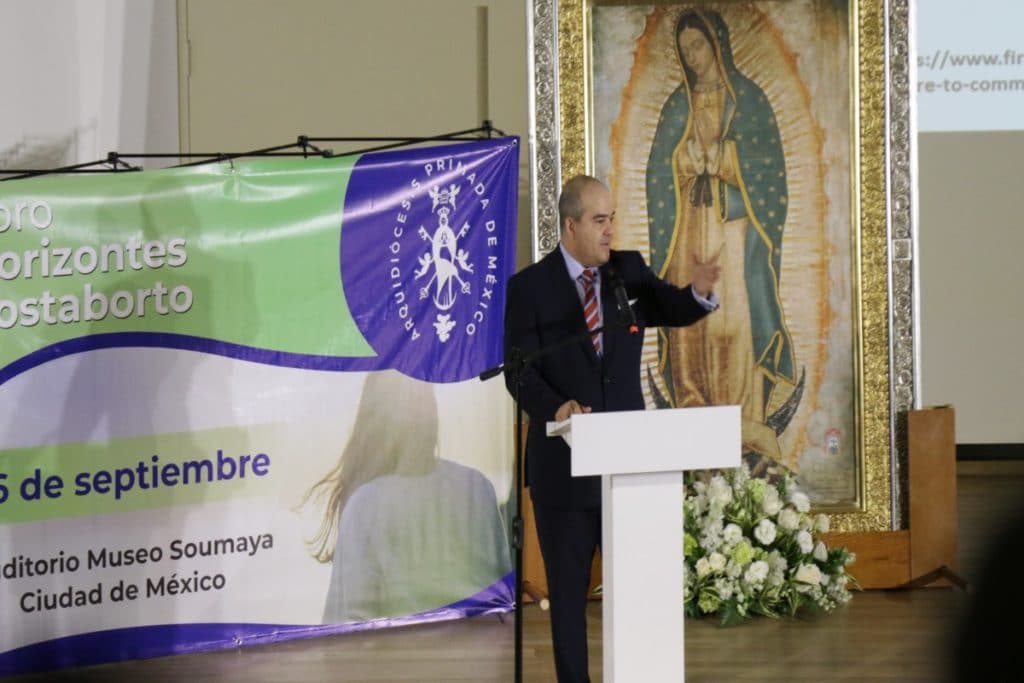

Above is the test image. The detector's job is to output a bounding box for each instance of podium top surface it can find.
[568,405,741,477]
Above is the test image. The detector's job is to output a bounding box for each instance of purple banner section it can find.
[340,137,519,382]
[0,574,513,676]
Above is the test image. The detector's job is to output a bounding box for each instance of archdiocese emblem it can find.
[414,185,475,341]
[339,139,517,383]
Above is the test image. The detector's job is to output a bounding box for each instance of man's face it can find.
[564,184,615,267]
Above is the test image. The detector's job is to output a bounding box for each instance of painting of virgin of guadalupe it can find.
[647,9,796,466]
[591,2,856,507]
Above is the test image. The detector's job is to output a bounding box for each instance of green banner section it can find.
[0,426,283,524]
[0,157,375,372]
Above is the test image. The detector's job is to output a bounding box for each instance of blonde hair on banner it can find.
[303,370,440,563]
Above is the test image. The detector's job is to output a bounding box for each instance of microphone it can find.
[605,266,639,335]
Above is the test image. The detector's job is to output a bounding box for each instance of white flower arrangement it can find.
[684,465,857,625]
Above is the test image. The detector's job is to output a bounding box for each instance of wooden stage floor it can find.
[8,591,967,682]
[10,461,1019,683]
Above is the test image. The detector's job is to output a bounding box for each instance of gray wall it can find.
[917,131,1024,444]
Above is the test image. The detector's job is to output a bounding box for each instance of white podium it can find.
[558,405,741,682]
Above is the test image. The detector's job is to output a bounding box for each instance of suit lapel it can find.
[541,249,601,366]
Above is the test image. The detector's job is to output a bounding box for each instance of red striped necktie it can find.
[579,267,601,355]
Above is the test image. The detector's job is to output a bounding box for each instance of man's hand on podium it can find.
[555,399,591,422]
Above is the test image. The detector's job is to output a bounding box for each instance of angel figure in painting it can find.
[646,9,802,468]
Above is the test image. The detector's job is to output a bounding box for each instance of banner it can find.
[0,137,519,675]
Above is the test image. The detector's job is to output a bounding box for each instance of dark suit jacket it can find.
[503,248,711,509]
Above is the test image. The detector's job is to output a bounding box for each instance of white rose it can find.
[723,523,743,545]
[708,476,733,507]
[700,520,724,553]
[829,582,852,604]
[814,513,831,533]
[726,560,743,579]
[696,496,709,515]
[767,550,788,573]
[708,552,727,572]
[753,519,777,546]
[696,557,712,578]
[814,541,829,562]
[762,489,783,516]
[778,508,801,531]
[744,560,769,585]
[797,530,814,555]
[794,563,822,586]
[789,490,811,513]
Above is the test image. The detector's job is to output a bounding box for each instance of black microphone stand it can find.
[479,348,528,683]
[479,307,636,683]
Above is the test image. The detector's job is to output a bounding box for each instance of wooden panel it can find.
[908,406,959,584]
[521,484,548,599]
[821,530,911,589]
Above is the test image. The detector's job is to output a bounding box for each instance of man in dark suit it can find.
[503,175,720,682]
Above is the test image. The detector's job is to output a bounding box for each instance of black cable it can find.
[1,122,505,180]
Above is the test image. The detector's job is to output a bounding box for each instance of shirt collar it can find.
[559,242,592,282]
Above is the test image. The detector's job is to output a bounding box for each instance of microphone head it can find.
[603,262,639,334]
[601,263,621,286]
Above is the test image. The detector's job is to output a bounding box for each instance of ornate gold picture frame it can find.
[528,0,915,532]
